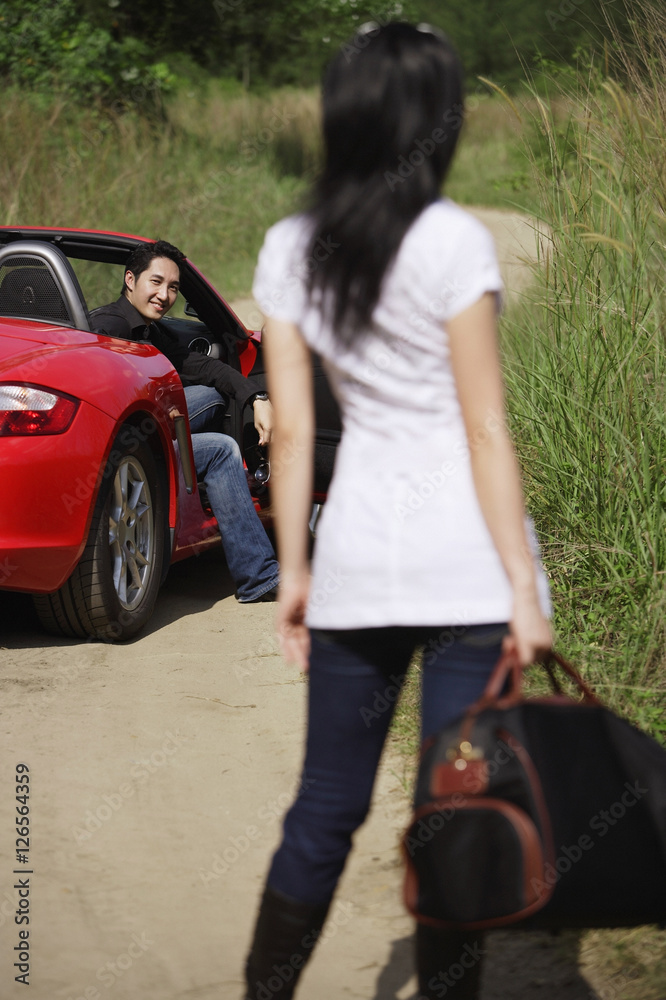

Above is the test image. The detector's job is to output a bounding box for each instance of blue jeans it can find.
[185,383,228,433]
[268,623,507,905]
[184,386,279,602]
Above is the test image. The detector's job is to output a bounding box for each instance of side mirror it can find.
[184,301,199,318]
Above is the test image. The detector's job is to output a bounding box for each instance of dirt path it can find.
[0,554,420,1000]
[0,553,606,1000]
[0,212,614,1000]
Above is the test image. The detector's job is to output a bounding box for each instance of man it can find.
[91,240,278,603]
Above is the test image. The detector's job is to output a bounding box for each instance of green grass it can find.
[498,50,666,731]
[581,926,666,999]
[446,91,543,213]
[0,87,308,300]
[0,85,542,299]
[388,654,422,761]
[472,11,666,993]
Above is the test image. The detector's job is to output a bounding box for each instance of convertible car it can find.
[0,226,341,641]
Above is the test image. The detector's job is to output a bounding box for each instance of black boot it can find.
[244,885,331,1000]
[416,923,485,999]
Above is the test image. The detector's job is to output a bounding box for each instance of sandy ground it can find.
[0,555,605,1000]
[0,212,612,999]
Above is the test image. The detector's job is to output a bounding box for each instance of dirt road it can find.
[0,551,426,1000]
[0,212,611,999]
[0,552,604,1000]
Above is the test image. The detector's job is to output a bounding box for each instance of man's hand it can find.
[253,398,274,446]
[168,407,184,439]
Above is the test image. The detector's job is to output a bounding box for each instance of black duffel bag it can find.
[403,651,666,930]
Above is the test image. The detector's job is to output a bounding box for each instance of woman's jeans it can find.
[268,623,507,905]
[184,385,279,601]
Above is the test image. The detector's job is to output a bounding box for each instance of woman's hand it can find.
[276,571,311,672]
[503,589,553,666]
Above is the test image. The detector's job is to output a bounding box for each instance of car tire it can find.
[34,429,166,641]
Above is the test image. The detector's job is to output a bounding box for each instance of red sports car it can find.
[0,227,340,641]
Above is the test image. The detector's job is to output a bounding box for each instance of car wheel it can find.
[34,430,166,641]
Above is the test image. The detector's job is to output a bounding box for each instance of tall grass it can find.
[0,88,309,300]
[446,91,549,213]
[0,83,542,306]
[501,6,666,733]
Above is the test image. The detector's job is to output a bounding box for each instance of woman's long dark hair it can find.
[307,22,464,342]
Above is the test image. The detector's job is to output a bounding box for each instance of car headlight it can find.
[0,384,79,436]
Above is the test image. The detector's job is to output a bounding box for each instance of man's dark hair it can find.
[122,239,186,295]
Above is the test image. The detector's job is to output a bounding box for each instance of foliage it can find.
[198,0,419,88]
[0,0,436,102]
[0,0,175,107]
[0,0,636,99]
[401,0,633,86]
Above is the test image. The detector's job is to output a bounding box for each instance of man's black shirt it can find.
[90,295,261,411]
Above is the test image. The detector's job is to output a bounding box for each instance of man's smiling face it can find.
[124,256,180,324]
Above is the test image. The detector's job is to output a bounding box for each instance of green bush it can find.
[0,0,174,108]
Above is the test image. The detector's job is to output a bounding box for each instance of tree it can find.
[0,0,172,103]
[0,0,632,97]
[411,0,633,85]
[84,0,418,87]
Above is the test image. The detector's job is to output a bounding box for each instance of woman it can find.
[245,22,552,1000]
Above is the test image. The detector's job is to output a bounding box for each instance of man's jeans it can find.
[184,383,227,433]
[184,385,278,601]
[267,623,507,904]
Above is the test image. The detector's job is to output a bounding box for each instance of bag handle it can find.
[476,650,521,705]
[452,649,601,751]
[469,649,601,714]
[546,650,601,705]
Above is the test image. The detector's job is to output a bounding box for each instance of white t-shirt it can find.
[253,198,551,628]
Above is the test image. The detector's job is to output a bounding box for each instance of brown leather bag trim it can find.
[403,797,552,929]
[461,650,601,720]
[548,651,601,705]
[431,759,489,797]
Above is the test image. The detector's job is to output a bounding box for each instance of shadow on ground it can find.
[0,546,234,649]
[373,930,599,999]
